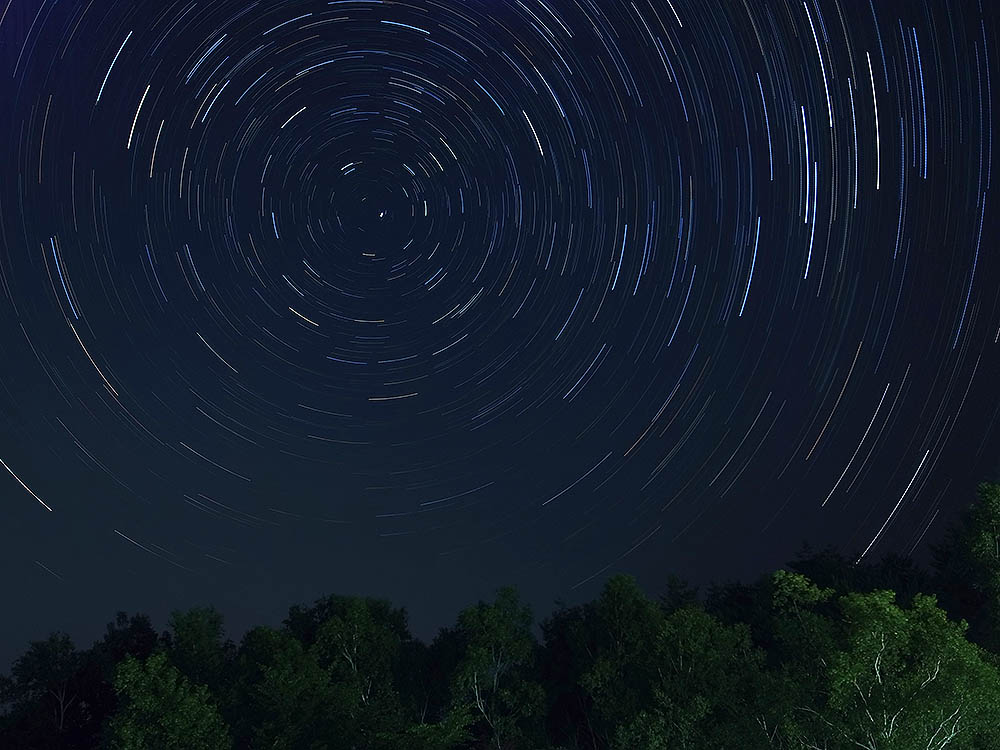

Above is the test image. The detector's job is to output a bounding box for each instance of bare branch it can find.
[925,705,962,750]
[920,659,942,690]
[873,632,886,686]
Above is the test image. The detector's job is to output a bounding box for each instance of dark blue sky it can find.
[2,0,998,667]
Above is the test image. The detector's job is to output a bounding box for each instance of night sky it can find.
[1,0,998,666]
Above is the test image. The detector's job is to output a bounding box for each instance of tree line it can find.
[3,481,1000,749]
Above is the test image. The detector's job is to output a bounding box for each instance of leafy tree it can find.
[105,651,230,750]
[452,586,545,749]
[540,602,601,750]
[756,570,843,746]
[73,611,161,744]
[311,597,406,741]
[658,574,700,615]
[0,632,83,746]
[6,480,1000,750]
[768,570,838,656]
[162,607,234,694]
[397,636,437,724]
[703,577,776,654]
[932,482,1000,652]
[376,704,473,750]
[364,628,473,750]
[790,544,934,608]
[425,626,465,720]
[795,589,1000,749]
[228,626,337,749]
[285,594,409,648]
[611,606,778,750]
[580,575,666,746]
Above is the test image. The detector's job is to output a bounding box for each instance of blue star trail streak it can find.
[0,0,997,648]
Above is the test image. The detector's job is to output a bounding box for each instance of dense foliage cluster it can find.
[4,483,1000,749]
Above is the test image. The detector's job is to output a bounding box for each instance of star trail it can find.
[1,0,998,654]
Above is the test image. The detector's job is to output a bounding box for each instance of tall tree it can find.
[767,570,839,678]
[611,606,781,749]
[310,597,406,741]
[932,482,1000,653]
[451,586,545,749]
[163,607,234,694]
[228,626,338,749]
[580,575,666,746]
[75,612,160,740]
[423,627,469,726]
[0,632,83,747]
[105,651,231,750]
[540,602,602,750]
[794,588,1000,749]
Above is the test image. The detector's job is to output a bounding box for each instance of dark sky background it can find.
[1,0,998,669]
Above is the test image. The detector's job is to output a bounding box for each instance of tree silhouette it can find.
[0,632,83,746]
[451,586,545,749]
[4,481,1000,750]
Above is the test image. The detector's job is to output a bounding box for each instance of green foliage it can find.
[539,602,602,749]
[0,615,162,749]
[771,569,834,610]
[658,574,700,615]
[375,703,474,750]
[766,570,840,712]
[6,480,1000,750]
[933,482,1000,653]
[3,632,80,710]
[960,483,1000,590]
[796,589,1000,750]
[0,632,83,745]
[424,627,468,726]
[285,594,410,648]
[311,596,407,739]
[97,612,160,667]
[164,607,233,693]
[452,586,545,749]
[105,651,230,750]
[230,626,337,749]
[790,544,933,607]
[580,574,666,744]
[611,606,773,750]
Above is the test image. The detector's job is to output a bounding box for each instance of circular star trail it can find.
[1,0,998,633]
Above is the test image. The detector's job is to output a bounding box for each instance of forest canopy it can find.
[3,482,1000,749]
